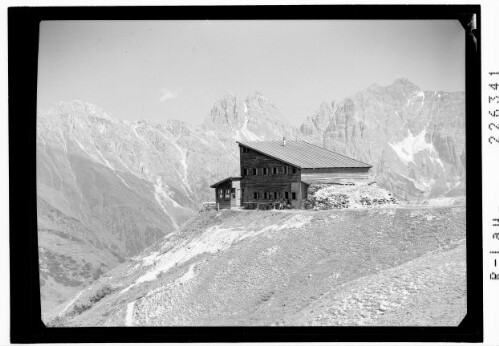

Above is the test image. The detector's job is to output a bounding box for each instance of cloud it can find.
[159,88,179,102]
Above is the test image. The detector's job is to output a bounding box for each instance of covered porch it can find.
[210,177,242,210]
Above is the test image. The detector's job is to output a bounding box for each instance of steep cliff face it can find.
[300,79,465,199]
[204,92,299,142]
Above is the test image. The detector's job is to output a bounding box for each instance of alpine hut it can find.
[211,138,372,209]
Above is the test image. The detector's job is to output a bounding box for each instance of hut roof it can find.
[210,176,242,188]
[237,140,372,169]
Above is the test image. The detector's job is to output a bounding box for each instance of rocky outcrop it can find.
[204,92,299,141]
[299,79,465,199]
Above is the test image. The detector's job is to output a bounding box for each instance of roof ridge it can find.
[237,139,301,143]
[301,140,372,167]
[210,176,242,188]
[236,141,301,168]
[236,140,372,168]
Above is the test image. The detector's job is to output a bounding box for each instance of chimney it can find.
[282,136,286,146]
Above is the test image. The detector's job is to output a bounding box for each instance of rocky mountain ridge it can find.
[300,78,465,199]
[37,79,465,311]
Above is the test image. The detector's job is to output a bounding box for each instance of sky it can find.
[38,20,465,126]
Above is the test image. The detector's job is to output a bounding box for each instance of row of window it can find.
[218,188,297,200]
[252,191,297,200]
[218,188,235,199]
[243,166,297,176]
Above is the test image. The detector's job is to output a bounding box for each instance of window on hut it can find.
[272,167,277,174]
[253,192,258,199]
[218,189,223,199]
[252,168,257,175]
[285,191,289,199]
[263,167,268,175]
[225,189,230,199]
[292,192,297,200]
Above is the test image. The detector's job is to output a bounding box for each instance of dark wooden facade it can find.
[240,146,304,208]
[210,142,371,210]
[239,145,371,208]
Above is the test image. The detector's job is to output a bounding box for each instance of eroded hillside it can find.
[45,206,466,327]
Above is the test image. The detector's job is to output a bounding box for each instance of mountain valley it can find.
[37,79,466,311]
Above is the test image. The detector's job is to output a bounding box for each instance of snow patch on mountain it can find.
[240,115,261,141]
[415,91,425,101]
[415,91,425,112]
[388,129,436,165]
[400,174,436,191]
[429,156,444,169]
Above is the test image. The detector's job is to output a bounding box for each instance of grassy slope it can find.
[45,206,466,327]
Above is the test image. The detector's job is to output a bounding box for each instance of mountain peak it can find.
[249,91,267,100]
[393,77,412,85]
[391,78,420,89]
[43,100,115,122]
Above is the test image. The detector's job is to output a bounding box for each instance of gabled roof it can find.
[210,176,242,188]
[236,140,372,169]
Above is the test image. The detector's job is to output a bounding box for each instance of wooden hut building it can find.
[211,138,372,209]
[210,177,242,210]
